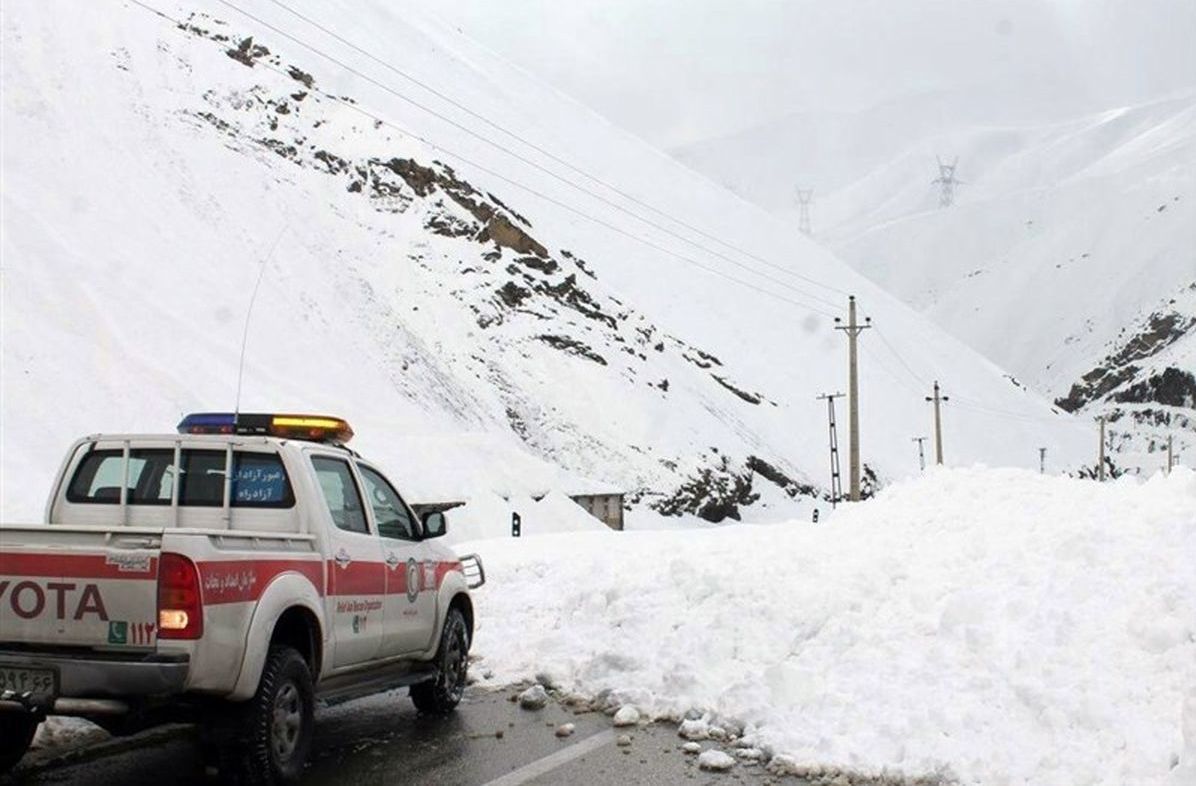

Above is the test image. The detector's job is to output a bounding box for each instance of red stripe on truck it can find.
[0,552,158,580]
[326,560,385,597]
[197,560,325,605]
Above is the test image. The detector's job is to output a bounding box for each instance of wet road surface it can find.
[6,689,808,785]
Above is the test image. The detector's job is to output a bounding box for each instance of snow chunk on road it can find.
[697,749,736,771]
[612,705,640,727]
[517,685,549,710]
[466,468,1196,786]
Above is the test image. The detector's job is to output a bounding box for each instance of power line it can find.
[873,327,925,386]
[210,0,849,310]
[259,0,849,300]
[126,0,842,318]
[872,326,1073,425]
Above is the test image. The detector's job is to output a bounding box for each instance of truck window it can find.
[66,448,294,508]
[67,449,172,504]
[180,451,294,508]
[311,456,369,534]
[357,465,418,541]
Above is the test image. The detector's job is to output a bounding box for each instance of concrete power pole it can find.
[933,156,961,208]
[1098,416,1107,481]
[1167,434,1174,474]
[912,436,928,471]
[1039,447,1047,474]
[925,381,949,465]
[835,296,871,500]
[817,392,845,506]
[796,188,814,237]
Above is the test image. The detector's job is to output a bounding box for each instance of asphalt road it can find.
[5,689,808,786]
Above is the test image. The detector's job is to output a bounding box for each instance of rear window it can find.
[66,448,294,508]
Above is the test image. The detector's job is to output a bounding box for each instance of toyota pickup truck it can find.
[0,413,484,783]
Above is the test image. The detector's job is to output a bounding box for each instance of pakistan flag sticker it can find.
[108,620,128,645]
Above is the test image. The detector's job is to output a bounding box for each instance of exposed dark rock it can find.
[1113,367,1196,408]
[536,335,607,365]
[514,255,558,275]
[287,65,314,88]
[226,36,269,67]
[712,375,762,405]
[746,456,816,498]
[496,281,532,309]
[258,138,297,159]
[1056,309,1194,411]
[539,274,617,329]
[313,149,349,175]
[684,348,724,369]
[653,457,758,522]
[426,212,478,239]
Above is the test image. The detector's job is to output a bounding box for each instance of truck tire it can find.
[410,608,469,715]
[0,713,39,773]
[212,646,314,785]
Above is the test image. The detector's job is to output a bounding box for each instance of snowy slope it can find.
[464,467,1196,786]
[1,0,1090,522]
[827,97,1196,473]
[673,92,1195,472]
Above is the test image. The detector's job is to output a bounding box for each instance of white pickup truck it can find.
[0,413,484,784]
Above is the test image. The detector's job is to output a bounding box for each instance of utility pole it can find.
[1098,416,1106,481]
[834,296,871,500]
[933,156,961,208]
[1167,434,1174,474]
[1038,447,1047,474]
[925,381,949,465]
[912,437,927,471]
[796,188,814,237]
[817,392,845,506]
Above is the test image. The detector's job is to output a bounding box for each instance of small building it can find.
[569,492,625,531]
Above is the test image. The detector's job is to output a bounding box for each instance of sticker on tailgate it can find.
[105,553,154,573]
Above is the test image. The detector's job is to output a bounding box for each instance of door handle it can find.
[334,548,352,568]
[385,552,400,569]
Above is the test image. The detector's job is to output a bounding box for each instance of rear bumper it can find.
[0,649,190,708]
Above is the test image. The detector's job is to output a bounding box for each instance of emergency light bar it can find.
[177,413,354,444]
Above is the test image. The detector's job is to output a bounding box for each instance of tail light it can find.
[157,552,203,639]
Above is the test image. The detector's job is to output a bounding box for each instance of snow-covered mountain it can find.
[1,0,1090,522]
[674,92,1196,473]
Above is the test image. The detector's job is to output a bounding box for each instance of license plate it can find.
[0,664,58,703]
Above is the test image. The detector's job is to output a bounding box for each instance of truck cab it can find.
[0,413,484,783]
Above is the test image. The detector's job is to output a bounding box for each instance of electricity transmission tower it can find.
[796,187,814,236]
[834,296,871,500]
[912,436,928,471]
[933,156,962,208]
[817,392,845,506]
[925,381,949,465]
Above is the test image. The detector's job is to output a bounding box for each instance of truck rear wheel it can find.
[0,713,39,773]
[211,645,314,785]
[410,608,469,715]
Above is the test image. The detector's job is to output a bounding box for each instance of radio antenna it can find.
[234,222,288,422]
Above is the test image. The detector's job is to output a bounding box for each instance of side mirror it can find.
[422,511,447,539]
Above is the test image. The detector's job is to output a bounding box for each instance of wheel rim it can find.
[443,625,467,701]
[271,681,303,762]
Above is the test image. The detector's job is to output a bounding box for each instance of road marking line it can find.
[479,728,616,786]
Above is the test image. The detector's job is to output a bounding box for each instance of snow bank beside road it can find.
[462,468,1196,785]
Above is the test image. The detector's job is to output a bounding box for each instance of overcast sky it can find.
[423,0,1196,148]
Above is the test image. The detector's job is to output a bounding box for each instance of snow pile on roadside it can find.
[462,467,1196,785]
